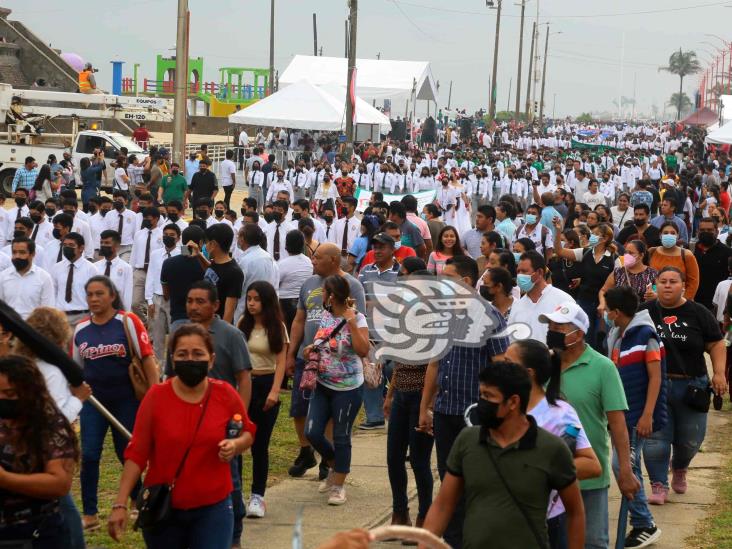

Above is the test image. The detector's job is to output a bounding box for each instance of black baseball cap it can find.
[371,232,396,246]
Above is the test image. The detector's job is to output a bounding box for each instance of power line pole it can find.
[524,21,536,119]
[344,0,358,159]
[172,0,189,168]
[447,80,453,110]
[507,77,512,111]
[531,1,540,118]
[312,13,318,56]
[377,52,381,60]
[538,25,549,123]
[488,0,502,119]
[515,0,525,120]
[269,0,275,94]
[345,19,349,58]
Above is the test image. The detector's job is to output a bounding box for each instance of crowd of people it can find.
[0,118,728,549]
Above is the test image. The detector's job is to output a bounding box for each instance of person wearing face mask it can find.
[648,222,699,300]
[422,361,584,549]
[104,190,137,262]
[94,229,133,311]
[108,323,255,548]
[0,217,45,259]
[187,158,218,209]
[0,355,79,547]
[0,236,54,319]
[26,199,54,248]
[266,168,294,204]
[61,198,96,260]
[158,162,188,206]
[211,200,233,227]
[50,232,98,325]
[694,217,732,311]
[479,266,515,320]
[130,207,164,321]
[508,250,575,344]
[4,188,30,241]
[539,301,640,549]
[598,240,658,316]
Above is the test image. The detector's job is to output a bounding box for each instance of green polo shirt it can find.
[160,173,188,203]
[561,344,628,491]
[446,417,576,549]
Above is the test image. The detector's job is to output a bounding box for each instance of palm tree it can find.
[667,92,692,117]
[660,49,702,120]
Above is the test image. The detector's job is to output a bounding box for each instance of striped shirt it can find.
[434,306,509,416]
[11,166,39,192]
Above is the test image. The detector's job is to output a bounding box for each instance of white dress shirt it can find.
[3,205,30,243]
[334,215,361,253]
[37,359,82,422]
[265,222,293,260]
[0,263,55,318]
[266,179,294,202]
[277,253,313,299]
[94,256,133,310]
[71,217,95,259]
[30,219,54,249]
[87,213,107,251]
[130,227,164,270]
[233,244,280,322]
[51,256,98,312]
[144,246,180,305]
[507,285,575,343]
[321,221,338,244]
[104,208,137,246]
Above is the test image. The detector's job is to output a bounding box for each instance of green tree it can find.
[659,48,702,120]
[576,112,593,124]
[667,92,692,116]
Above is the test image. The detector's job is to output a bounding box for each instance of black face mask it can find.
[11,257,29,271]
[291,212,301,221]
[174,360,209,387]
[476,399,504,429]
[12,230,25,240]
[162,235,176,249]
[30,213,42,224]
[172,169,180,175]
[62,246,76,261]
[52,228,62,240]
[168,212,181,223]
[240,208,247,217]
[263,213,274,223]
[196,209,209,220]
[633,218,646,227]
[479,285,494,301]
[15,198,26,208]
[99,245,113,259]
[698,232,716,247]
[100,209,109,218]
[64,210,75,219]
[546,329,568,351]
[272,212,282,223]
[323,215,333,224]
[45,208,56,218]
[134,190,143,198]
[141,219,153,230]
[114,201,125,211]
[214,210,225,218]
[0,398,20,419]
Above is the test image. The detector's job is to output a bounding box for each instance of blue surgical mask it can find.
[516,273,535,293]
[420,213,427,220]
[394,241,402,250]
[201,243,209,259]
[588,234,600,247]
[604,311,614,329]
[661,234,677,248]
[525,214,537,225]
[513,252,522,264]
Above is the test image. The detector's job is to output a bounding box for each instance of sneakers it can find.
[625,525,661,548]
[671,468,688,494]
[246,494,266,518]
[318,460,330,481]
[318,469,334,493]
[358,420,386,430]
[647,482,668,505]
[327,485,347,505]
[288,446,317,477]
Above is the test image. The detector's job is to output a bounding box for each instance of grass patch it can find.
[72,392,300,548]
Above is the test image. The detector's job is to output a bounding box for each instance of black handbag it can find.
[134,387,211,531]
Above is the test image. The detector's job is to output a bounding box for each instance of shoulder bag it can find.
[300,318,348,393]
[122,312,158,400]
[134,386,211,531]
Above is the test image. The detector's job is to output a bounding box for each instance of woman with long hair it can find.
[33,164,62,203]
[479,266,515,320]
[238,281,288,518]
[347,214,380,273]
[305,275,370,506]
[73,276,158,530]
[505,340,601,549]
[547,229,583,298]
[0,355,79,547]
[108,324,255,548]
[598,240,659,314]
[647,221,700,299]
[427,226,465,275]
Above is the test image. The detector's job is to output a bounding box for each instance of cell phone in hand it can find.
[180,245,192,256]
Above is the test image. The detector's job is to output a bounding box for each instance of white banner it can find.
[354,188,436,213]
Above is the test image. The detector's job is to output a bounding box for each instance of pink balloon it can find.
[60,52,85,73]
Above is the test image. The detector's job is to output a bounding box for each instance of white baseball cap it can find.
[538,302,590,333]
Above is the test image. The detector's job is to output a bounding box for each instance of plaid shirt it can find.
[11,166,39,192]
[434,305,509,416]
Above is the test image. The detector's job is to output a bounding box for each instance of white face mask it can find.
[394,241,402,250]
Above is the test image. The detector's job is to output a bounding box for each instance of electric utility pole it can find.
[269,0,275,94]
[515,0,525,119]
[172,0,189,167]
[488,0,502,119]
[345,0,358,159]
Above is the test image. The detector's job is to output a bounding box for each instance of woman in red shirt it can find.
[108,324,255,549]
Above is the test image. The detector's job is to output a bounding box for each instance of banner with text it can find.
[354,189,437,213]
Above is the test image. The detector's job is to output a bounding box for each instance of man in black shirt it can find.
[694,217,732,311]
[161,225,206,329]
[617,204,661,248]
[203,223,244,324]
[187,158,218,206]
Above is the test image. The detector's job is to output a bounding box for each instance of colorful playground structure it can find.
[120,55,270,117]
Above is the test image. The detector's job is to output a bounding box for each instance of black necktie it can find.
[273,224,281,261]
[326,225,331,239]
[104,260,112,277]
[143,230,152,270]
[56,244,63,263]
[15,208,21,221]
[30,223,39,241]
[341,220,349,254]
[65,262,73,303]
[117,211,124,236]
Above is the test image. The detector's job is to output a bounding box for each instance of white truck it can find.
[0,83,173,194]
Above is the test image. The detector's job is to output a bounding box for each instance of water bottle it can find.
[226,414,243,439]
[561,424,580,454]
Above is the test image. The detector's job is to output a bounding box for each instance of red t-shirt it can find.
[359,246,416,272]
[720,191,731,215]
[125,379,256,510]
[132,127,150,146]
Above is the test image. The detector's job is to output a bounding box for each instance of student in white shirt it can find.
[95,230,133,311]
[129,208,164,320]
[583,179,607,210]
[248,160,265,207]
[220,149,237,209]
[266,169,295,203]
[0,237,54,319]
[28,200,54,248]
[1,217,45,259]
[50,232,99,325]
[104,191,137,261]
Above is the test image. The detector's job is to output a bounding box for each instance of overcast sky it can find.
[7,0,730,118]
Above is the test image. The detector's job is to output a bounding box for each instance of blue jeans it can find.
[142,496,233,549]
[248,373,281,495]
[0,511,69,549]
[547,512,567,549]
[305,383,362,474]
[363,377,385,423]
[387,390,434,519]
[613,435,654,529]
[60,493,85,549]
[644,376,709,487]
[581,487,609,549]
[80,397,139,516]
[230,456,244,545]
[577,298,601,352]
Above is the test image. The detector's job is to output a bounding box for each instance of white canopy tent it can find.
[228,80,390,134]
[706,119,732,145]
[279,55,438,102]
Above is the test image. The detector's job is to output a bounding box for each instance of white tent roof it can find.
[228,80,390,132]
[706,119,732,145]
[279,55,438,102]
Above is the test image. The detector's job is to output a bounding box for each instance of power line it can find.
[387,0,445,43]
